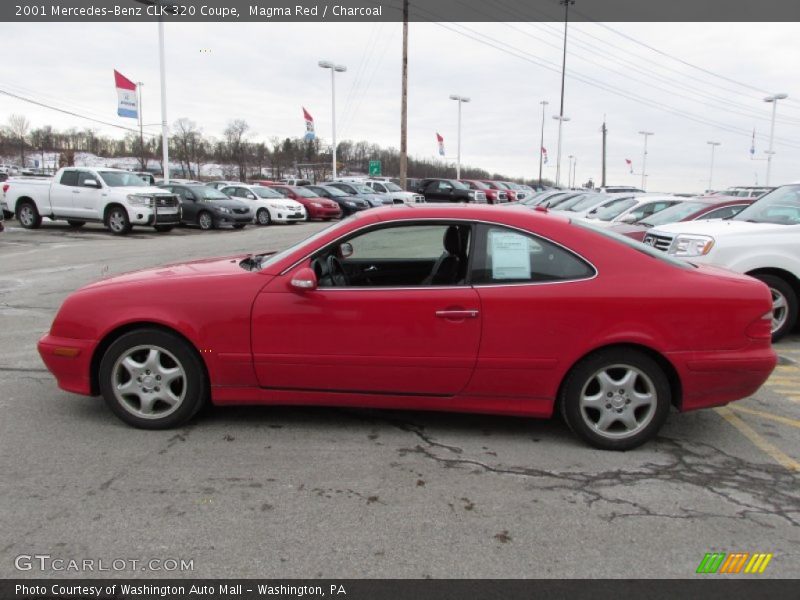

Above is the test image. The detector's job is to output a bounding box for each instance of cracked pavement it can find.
[0,220,798,578]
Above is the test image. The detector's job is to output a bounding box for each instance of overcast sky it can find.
[2,21,799,191]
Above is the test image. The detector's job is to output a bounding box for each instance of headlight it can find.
[670,234,715,257]
[311,202,322,207]
[467,190,476,198]
[126,194,151,206]
[216,206,231,214]
[346,201,356,207]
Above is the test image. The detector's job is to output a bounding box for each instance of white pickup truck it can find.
[2,167,181,235]
[643,183,800,341]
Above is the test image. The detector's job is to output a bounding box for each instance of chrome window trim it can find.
[278,217,599,289]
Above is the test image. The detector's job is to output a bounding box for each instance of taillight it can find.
[2,184,8,193]
[746,311,773,340]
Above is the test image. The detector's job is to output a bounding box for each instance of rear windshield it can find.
[591,198,637,221]
[638,201,708,227]
[573,220,693,270]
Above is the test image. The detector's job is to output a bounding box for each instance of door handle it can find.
[435,309,479,319]
[364,265,378,272]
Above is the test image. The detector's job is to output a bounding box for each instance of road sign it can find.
[369,160,381,176]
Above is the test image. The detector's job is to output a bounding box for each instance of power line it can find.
[0,88,157,136]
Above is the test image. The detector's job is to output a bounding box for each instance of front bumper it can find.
[307,205,342,219]
[216,212,252,225]
[38,334,97,396]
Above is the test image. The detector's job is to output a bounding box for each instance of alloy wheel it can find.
[111,345,187,419]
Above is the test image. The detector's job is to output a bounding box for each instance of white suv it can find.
[363,179,425,205]
[644,184,800,341]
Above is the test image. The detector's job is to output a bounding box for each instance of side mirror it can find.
[290,267,317,291]
[83,178,101,188]
[340,242,354,258]
[247,194,256,200]
[619,213,638,224]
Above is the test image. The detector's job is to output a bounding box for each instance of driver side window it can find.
[313,223,472,288]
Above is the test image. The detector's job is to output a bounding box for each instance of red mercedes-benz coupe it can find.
[38,205,776,449]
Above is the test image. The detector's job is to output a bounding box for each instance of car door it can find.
[251,221,481,396]
[465,223,597,408]
[49,169,81,216]
[71,171,105,219]
[424,180,452,202]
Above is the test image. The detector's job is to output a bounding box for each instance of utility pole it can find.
[554,0,574,188]
[601,116,607,188]
[707,141,720,192]
[538,100,548,188]
[764,93,788,185]
[568,155,574,188]
[638,130,653,190]
[399,0,408,189]
[319,61,347,179]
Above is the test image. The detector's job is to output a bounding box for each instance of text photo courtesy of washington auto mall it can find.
[1,0,799,598]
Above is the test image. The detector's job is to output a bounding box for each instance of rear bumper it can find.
[37,334,97,396]
[216,213,252,225]
[667,345,777,411]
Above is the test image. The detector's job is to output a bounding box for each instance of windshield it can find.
[452,180,469,190]
[733,184,800,225]
[318,186,347,197]
[566,194,607,212]
[591,198,637,221]
[97,171,147,187]
[384,182,403,192]
[293,187,319,198]
[555,194,593,211]
[253,187,285,199]
[353,184,374,194]
[639,201,708,227]
[259,221,352,270]
[196,187,230,200]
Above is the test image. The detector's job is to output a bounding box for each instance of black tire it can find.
[66,220,86,228]
[256,208,271,226]
[98,328,208,429]
[16,200,42,229]
[751,274,798,342]
[105,206,132,235]
[154,225,174,233]
[233,223,247,229]
[559,349,671,451]
[197,211,214,230]
[323,217,333,221]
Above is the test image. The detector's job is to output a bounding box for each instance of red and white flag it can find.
[625,158,633,173]
[436,132,445,156]
[114,70,138,119]
[302,107,315,141]
[541,146,548,164]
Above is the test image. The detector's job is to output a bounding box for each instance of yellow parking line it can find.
[729,405,800,430]
[715,407,800,472]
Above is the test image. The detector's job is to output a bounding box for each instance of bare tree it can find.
[7,114,30,166]
[172,118,203,177]
[223,119,250,181]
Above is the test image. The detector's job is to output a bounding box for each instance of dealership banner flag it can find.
[542,146,548,164]
[114,70,138,119]
[436,132,445,156]
[750,128,756,156]
[303,107,315,141]
[625,158,633,173]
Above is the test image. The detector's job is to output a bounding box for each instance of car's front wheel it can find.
[751,274,797,342]
[559,349,671,450]
[105,206,132,235]
[99,328,208,429]
[256,208,271,226]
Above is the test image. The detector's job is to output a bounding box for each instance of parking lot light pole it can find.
[319,61,347,179]
[706,141,720,192]
[449,95,470,179]
[567,155,574,188]
[764,93,788,185]
[638,131,653,191]
[552,115,570,186]
[538,100,548,187]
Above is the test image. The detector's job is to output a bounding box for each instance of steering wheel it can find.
[326,255,349,287]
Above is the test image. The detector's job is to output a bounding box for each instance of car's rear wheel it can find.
[197,211,214,230]
[559,349,671,450]
[256,208,271,226]
[751,274,797,342]
[105,206,131,235]
[99,328,207,429]
[66,220,86,228]
[16,200,42,229]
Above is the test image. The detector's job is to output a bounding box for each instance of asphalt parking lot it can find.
[1,219,798,579]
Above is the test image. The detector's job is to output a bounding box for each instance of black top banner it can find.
[4,0,800,22]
